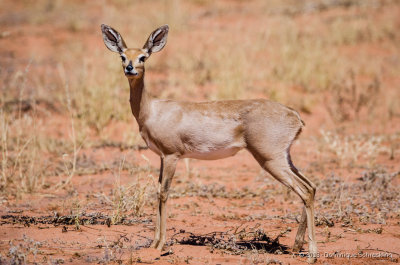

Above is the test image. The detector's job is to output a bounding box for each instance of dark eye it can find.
[139,56,146,63]
[120,56,126,62]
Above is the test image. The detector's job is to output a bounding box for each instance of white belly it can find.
[181,147,242,160]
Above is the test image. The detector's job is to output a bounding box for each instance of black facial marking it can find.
[126,61,133,71]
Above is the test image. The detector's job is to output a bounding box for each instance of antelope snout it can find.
[125,64,138,76]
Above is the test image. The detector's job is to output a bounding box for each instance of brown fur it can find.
[101,24,318,263]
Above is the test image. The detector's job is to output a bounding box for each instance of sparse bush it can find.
[316,169,400,224]
[7,235,42,265]
[326,72,380,122]
[109,158,154,224]
[320,129,387,167]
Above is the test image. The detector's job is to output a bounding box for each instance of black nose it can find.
[126,64,133,71]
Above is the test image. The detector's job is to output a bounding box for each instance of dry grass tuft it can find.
[320,130,388,168]
[101,157,155,224]
[316,168,400,226]
[326,72,380,122]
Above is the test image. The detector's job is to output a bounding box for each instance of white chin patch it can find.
[125,71,138,76]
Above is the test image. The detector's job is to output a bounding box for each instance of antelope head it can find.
[101,24,169,79]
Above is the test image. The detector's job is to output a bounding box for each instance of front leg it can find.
[150,158,163,248]
[155,155,178,251]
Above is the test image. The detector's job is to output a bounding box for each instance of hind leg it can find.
[184,158,191,179]
[252,151,317,263]
[288,154,317,254]
[293,206,307,252]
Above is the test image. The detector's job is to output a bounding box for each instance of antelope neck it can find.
[128,71,151,128]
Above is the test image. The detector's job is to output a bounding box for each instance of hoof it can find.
[150,241,159,248]
[292,247,302,253]
[307,256,317,264]
[292,242,303,253]
[156,242,165,251]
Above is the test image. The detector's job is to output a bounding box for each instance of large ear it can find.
[101,24,127,53]
[142,25,169,54]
